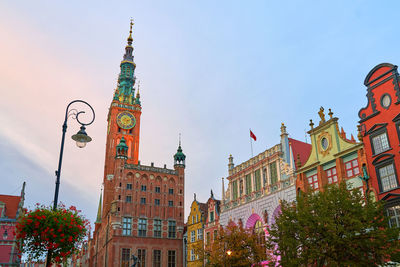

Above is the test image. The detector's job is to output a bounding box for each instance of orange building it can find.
[90,22,186,267]
[358,63,400,225]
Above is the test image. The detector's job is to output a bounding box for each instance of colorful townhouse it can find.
[220,124,311,237]
[358,63,400,226]
[0,182,25,266]
[186,196,207,267]
[204,190,221,248]
[296,108,367,195]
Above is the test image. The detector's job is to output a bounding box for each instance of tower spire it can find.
[127,19,133,45]
[123,19,135,62]
[95,188,103,224]
[114,20,137,104]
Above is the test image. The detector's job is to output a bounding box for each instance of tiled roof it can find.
[289,138,312,168]
[0,195,21,219]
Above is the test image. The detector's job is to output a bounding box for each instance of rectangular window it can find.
[126,183,132,190]
[307,173,319,190]
[122,217,132,236]
[168,200,173,207]
[372,132,390,155]
[270,162,278,184]
[126,195,132,203]
[168,221,176,238]
[255,169,261,191]
[155,186,161,193]
[190,249,195,261]
[169,188,174,194]
[197,228,203,240]
[232,180,238,200]
[168,250,176,267]
[245,174,252,195]
[239,179,244,195]
[210,211,214,222]
[378,164,398,192]
[192,216,195,224]
[387,205,400,228]
[154,219,162,238]
[138,218,147,237]
[155,199,160,206]
[326,167,338,184]
[345,159,360,178]
[206,232,210,244]
[191,230,195,242]
[121,248,130,267]
[153,250,161,267]
[213,230,217,240]
[140,197,146,204]
[141,185,147,192]
[263,168,267,186]
[137,249,146,267]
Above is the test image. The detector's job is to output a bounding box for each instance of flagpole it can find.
[250,128,254,158]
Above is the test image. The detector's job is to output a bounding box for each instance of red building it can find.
[204,190,220,248]
[90,22,185,267]
[358,63,400,225]
[0,182,25,266]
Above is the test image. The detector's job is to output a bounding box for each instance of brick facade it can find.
[89,23,185,267]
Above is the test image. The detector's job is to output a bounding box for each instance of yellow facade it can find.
[187,198,206,267]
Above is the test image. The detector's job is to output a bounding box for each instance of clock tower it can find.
[104,20,141,179]
[90,22,185,267]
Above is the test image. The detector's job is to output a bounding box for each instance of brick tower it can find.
[90,21,185,267]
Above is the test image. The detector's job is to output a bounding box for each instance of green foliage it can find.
[267,183,400,266]
[16,204,89,264]
[199,222,269,267]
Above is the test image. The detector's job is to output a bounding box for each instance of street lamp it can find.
[52,100,95,210]
[46,100,95,267]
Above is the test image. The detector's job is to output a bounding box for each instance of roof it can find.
[289,138,312,168]
[0,195,21,219]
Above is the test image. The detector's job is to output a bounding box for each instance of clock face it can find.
[117,111,136,129]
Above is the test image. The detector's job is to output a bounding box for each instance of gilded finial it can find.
[136,80,140,97]
[309,119,314,129]
[127,19,134,44]
[328,108,333,119]
[179,133,181,147]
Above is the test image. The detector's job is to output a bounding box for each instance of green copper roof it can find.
[174,145,186,161]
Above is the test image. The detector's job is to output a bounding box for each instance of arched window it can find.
[253,220,264,244]
[254,220,263,234]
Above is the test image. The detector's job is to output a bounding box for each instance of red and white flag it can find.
[250,130,257,141]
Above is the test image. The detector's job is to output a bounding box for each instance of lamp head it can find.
[71,126,92,148]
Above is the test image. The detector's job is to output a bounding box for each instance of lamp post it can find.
[52,100,95,210]
[46,100,95,266]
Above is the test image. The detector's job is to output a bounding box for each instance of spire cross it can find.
[179,133,181,146]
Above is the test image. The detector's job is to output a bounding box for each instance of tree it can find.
[16,204,89,265]
[267,183,400,266]
[197,221,269,267]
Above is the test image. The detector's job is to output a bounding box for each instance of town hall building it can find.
[89,22,186,267]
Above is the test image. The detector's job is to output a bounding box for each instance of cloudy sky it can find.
[1,1,400,224]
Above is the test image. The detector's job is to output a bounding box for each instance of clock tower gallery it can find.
[90,22,186,267]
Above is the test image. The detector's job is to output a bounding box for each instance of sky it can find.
[1,0,400,226]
